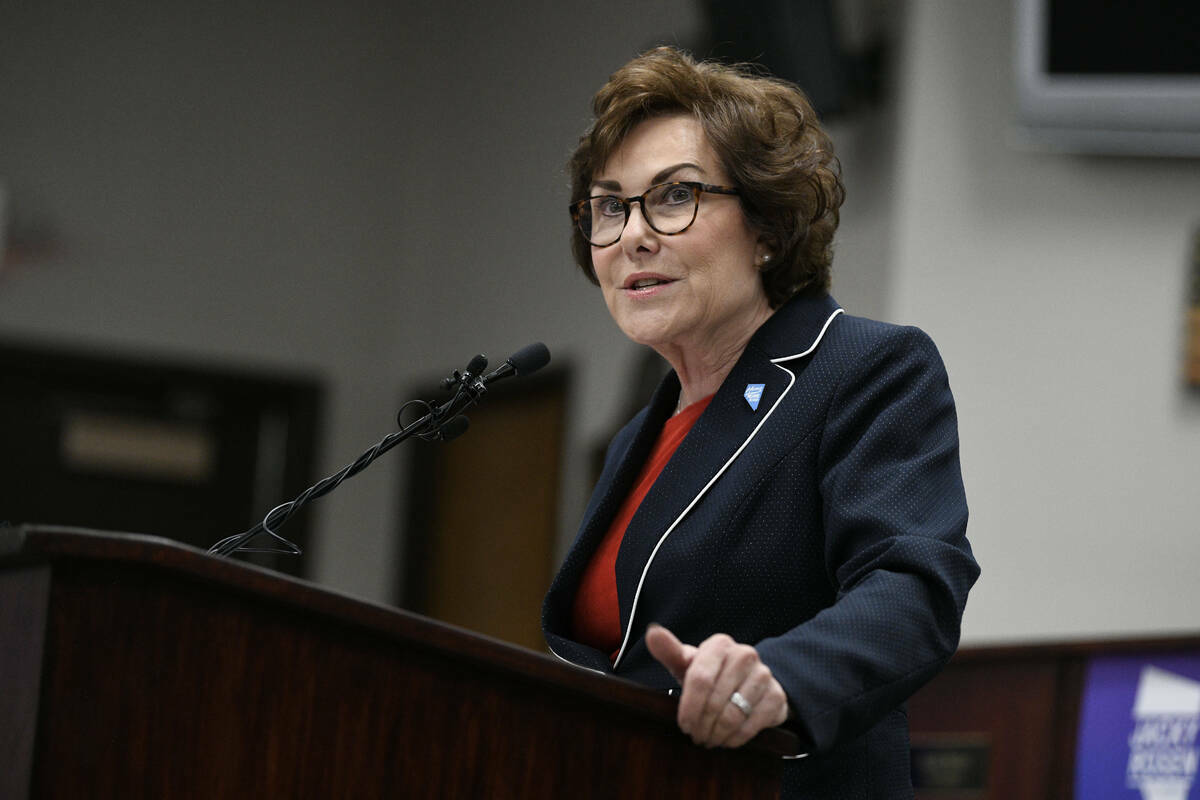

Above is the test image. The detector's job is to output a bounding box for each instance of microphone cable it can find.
[207,345,546,558]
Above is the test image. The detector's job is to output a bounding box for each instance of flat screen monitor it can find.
[1014,0,1200,156]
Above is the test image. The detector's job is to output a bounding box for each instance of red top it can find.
[571,394,714,660]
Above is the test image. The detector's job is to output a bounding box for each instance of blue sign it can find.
[1075,652,1200,800]
[744,383,765,411]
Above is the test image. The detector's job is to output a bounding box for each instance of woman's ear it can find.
[755,242,775,270]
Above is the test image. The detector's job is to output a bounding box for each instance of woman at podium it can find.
[541,47,979,800]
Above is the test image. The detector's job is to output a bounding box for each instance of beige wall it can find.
[891,1,1200,643]
[3,1,1196,642]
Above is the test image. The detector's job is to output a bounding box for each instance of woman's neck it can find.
[658,305,774,412]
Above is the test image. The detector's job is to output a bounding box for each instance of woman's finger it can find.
[717,673,790,748]
[647,628,789,749]
[645,623,695,683]
[691,638,760,745]
[674,633,733,740]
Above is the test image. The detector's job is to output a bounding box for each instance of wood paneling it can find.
[909,637,1200,800]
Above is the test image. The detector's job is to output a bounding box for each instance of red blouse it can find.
[571,394,714,660]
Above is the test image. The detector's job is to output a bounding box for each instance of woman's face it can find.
[590,114,771,357]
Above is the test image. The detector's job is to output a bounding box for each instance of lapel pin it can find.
[744,383,765,411]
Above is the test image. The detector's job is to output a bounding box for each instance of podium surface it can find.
[1,526,794,799]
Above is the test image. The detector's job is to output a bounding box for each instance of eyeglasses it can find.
[569,181,740,247]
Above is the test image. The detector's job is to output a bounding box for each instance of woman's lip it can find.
[620,278,678,298]
[621,274,677,290]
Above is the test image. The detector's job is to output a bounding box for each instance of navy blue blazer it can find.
[542,292,979,799]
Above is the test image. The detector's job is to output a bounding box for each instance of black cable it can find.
[207,344,547,559]
[208,398,455,557]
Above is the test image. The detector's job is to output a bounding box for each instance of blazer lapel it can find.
[544,292,844,672]
[611,292,844,666]
[541,372,679,671]
[613,345,784,588]
[560,372,679,588]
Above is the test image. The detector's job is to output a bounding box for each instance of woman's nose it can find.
[620,201,658,252]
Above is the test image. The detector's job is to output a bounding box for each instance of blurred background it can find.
[2,0,1198,654]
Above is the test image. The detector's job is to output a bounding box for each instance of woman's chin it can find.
[616,318,681,351]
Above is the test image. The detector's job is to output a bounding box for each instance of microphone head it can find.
[465,354,488,376]
[508,342,550,376]
[438,414,470,442]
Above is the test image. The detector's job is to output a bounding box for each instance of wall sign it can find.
[1075,652,1200,800]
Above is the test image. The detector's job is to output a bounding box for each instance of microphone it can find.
[209,345,544,559]
[419,353,489,430]
[465,353,489,376]
[440,353,489,391]
[425,344,548,438]
[433,414,470,442]
[458,353,489,396]
[482,342,551,385]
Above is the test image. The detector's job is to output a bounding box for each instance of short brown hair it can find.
[568,47,845,307]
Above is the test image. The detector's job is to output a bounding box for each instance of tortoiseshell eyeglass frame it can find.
[569,181,741,247]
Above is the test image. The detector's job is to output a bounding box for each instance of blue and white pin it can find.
[744,383,765,412]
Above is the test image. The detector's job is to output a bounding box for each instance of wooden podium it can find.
[1,526,795,799]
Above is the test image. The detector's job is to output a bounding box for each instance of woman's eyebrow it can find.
[590,162,706,193]
[651,162,705,184]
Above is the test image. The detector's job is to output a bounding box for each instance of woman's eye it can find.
[596,197,625,217]
[663,186,694,205]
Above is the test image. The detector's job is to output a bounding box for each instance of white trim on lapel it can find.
[611,307,845,669]
[547,647,608,676]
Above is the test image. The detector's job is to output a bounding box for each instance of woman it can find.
[542,47,978,799]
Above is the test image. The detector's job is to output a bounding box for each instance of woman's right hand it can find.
[645,623,790,749]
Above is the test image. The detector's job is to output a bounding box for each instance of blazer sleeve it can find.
[754,324,979,753]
